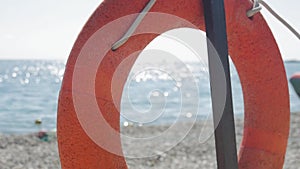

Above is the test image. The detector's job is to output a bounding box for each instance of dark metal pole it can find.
[202,0,239,169]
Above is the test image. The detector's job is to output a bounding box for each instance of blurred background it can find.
[0,0,299,133]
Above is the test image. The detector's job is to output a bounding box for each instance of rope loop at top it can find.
[247,0,262,17]
[247,0,300,40]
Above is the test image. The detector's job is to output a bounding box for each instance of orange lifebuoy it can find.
[57,0,290,168]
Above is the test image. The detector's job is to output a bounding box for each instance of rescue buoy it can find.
[57,0,290,168]
[290,73,300,97]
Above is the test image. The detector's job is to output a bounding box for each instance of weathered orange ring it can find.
[57,0,290,168]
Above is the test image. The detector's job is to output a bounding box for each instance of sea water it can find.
[0,60,299,133]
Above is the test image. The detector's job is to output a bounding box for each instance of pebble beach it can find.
[0,113,299,169]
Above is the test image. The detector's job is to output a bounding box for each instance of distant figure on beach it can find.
[290,73,300,97]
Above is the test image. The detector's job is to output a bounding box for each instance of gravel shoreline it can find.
[0,113,299,169]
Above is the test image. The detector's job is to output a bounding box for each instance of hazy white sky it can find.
[0,0,299,61]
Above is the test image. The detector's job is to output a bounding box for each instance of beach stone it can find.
[0,113,299,168]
